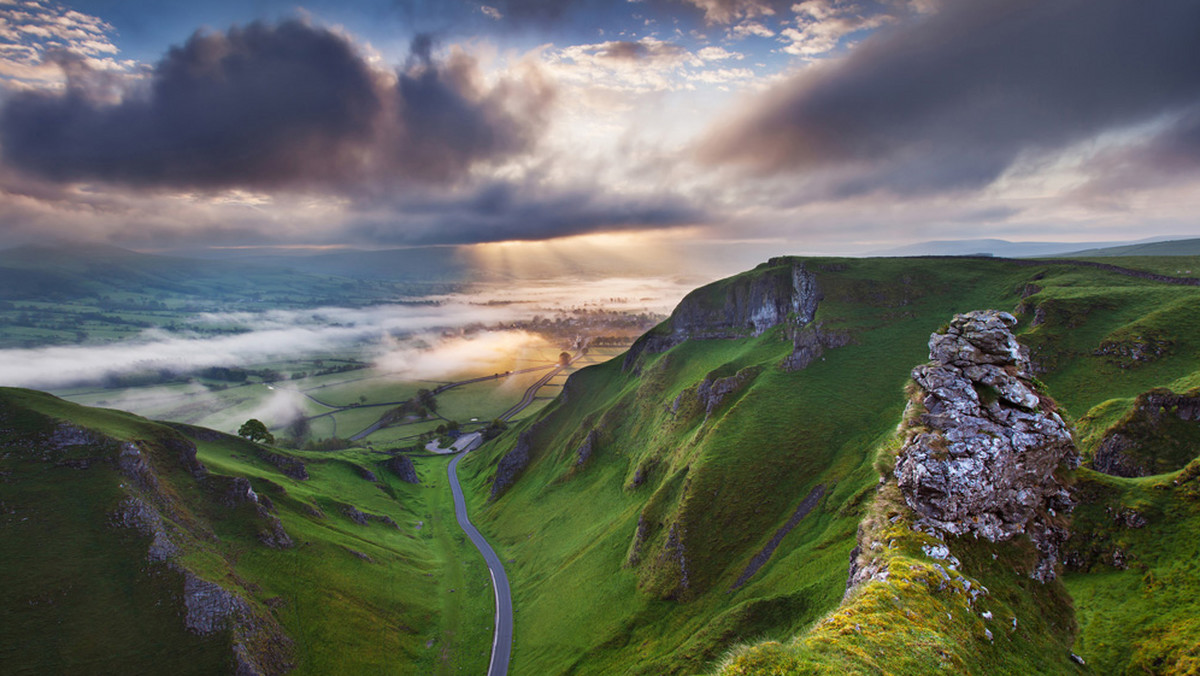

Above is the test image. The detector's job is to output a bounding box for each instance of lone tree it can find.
[238,419,275,445]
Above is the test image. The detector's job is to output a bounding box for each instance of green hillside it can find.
[455,255,1200,675]
[0,387,491,675]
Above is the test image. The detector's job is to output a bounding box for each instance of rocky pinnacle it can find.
[895,310,1079,581]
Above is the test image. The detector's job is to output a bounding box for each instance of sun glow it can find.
[463,229,704,280]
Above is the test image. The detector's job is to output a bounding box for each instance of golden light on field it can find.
[463,229,700,280]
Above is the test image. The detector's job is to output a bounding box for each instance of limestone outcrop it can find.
[1092,387,1200,477]
[623,258,822,371]
[491,428,534,499]
[894,310,1079,581]
[384,454,419,484]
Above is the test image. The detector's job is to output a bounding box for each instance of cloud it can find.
[780,0,893,57]
[0,20,554,191]
[343,179,704,245]
[591,39,690,63]
[549,37,759,93]
[0,300,523,388]
[681,0,779,24]
[0,1,133,90]
[374,329,551,380]
[1074,109,1200,200]
[698,0,1200,199]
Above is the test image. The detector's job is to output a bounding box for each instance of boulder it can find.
[384,455,419,484]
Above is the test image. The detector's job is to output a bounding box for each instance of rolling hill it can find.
[457,254,1200,675]
[0,387,492,675]
[5,252,1200,674]
[1061,238,1200,258]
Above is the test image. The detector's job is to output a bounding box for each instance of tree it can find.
[238,419,275,445]
[285,416,311,441]
[418,388,438,412]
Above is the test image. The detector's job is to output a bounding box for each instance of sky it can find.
[0,0,1198,255]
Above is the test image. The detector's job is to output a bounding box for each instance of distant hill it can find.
[1059,237,1200,257]
[238,246,472,283]
[868,238,1139,258]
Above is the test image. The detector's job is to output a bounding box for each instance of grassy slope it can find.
[1065,464,1200,674]
[721,459,1082,675]
[456,256,1200,675]
[0,387,491,675]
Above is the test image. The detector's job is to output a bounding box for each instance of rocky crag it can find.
[623,258,827,372]
[100,429,297,675]
[720,311,1085,674]
[893,310,1079,581]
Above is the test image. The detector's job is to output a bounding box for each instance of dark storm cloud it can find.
[0,20,552,190]
[1078,109,1200,198]
[345,180,704,245]
[699,0,1200,198]
[594,40,689,63]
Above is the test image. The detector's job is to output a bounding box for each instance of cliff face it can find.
[894,310,1079,581]
[623,258,822,371]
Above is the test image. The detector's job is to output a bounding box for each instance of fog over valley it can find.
[0,276,688,390]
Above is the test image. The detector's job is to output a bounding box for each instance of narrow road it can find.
[344,364,559,440]
[498,360,570,422]
[448,451,512,676]
[432,364,555,395]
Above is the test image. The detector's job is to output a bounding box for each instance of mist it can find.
[0,276,693,389]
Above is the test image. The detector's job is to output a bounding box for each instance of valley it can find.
[3,246,1200,675]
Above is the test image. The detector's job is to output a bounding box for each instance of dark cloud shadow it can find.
[0,20,553,191]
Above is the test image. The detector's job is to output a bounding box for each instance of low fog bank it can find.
[0,276,695,390]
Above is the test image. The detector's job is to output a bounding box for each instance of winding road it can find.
[498,357,574,422]
[448,451,512,676]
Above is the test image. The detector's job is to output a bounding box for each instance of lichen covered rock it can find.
[895,310,1079,581]
[492,423,543,499]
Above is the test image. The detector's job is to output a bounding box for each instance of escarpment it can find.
[623,258,824,371]
[894,310,1079,581]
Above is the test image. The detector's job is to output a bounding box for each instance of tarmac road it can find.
[448,451,512,676]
